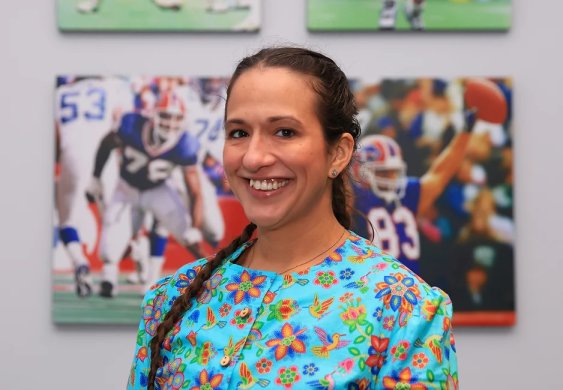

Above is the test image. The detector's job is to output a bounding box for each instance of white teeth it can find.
[249,179,288,191]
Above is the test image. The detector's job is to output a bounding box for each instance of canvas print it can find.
[53,75,250,324]
[350,77,514,326]
[53,74,513,326]
[308,0,511,31]
[57,0,260,31]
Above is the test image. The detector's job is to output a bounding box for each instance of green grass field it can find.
[53,273,144,324]
[58,0,257,31]
[308,0,511,31]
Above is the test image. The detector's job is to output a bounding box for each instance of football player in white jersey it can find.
[379,0,425,31]
[55,76,133,297]
[76,0,183,14]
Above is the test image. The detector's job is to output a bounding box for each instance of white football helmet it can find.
[356,134,407,203]
[153,92,186,143]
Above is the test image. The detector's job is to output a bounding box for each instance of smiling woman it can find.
[127,46,459,390]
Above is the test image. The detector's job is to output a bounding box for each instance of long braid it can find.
[146,223,257,390]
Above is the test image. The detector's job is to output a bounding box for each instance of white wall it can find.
[2,0,562,388]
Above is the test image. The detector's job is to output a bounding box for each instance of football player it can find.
[88,90,205,297]
[76,0,183,14]
[379,0,425,31]
[352,110,476,273]
[55,76,132,297]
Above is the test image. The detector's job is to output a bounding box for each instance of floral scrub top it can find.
[128,232,458,389]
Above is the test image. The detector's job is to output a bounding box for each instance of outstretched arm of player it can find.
[182,165,203,229]
[418,110,476,216]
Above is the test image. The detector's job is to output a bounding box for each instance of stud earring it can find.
[330,169,338,178]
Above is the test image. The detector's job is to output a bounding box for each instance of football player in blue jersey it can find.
[352,110,476,273]
[88,90,206,297]
[379,0,425,31]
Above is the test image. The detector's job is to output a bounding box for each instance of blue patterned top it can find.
[128,232,458,389]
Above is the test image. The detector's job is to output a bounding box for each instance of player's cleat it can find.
[99,281,116,298]
[76,0,100,13]
[379,1,397,30]
[206,1,229,13]
[233,18,259,32]
[75,264,93,298]
[406,10,424,31]
[153,0,183,10]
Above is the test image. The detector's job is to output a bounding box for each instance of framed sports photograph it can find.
[57,0,260,32]
[350,76,515,326]
[53,75,249,324]
[308,0,512,32]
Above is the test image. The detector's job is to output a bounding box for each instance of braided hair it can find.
[146,46,361,388]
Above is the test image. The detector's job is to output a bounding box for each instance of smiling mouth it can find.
[249,178,289,191]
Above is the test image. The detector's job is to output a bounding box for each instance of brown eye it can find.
[275,128,295,138]
[228,129,248,139]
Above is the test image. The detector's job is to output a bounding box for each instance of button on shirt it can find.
[128,232,458,389]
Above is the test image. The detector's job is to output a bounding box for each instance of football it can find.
[463,78,508,124]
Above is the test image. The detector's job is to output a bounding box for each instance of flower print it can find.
[268,299,298,321]
[314,270,338,288]
[174,268,198,294]
[163,322,182,351]
[275,366,301,389]
[373,307,383,322]
[390,340,410,361]
[136,346,148,362]
[143,294,166,336]
[302,363,318,376]
[186,331,197,346]
[374,262,388,271]
[339,303,368,329]
[375,273,421,315]
[190,369,224,390]
[255,357,273,374]
[225,270,267,304]
[193,341,216,366]
[348,378,370,390]
[339,267,355,280]
[366,335,389,375]
[230,309,254,329]
[325,247,343,265]
[421,298,445,321]
[263,291,276,304]
[339,292,354,303]
[381,367,426,390]
[412,352,429,369]
[219,303,232,317]
[198,273,223,304]
[382,316,395,331]
[265,322,308,361]
[338,358,354,374]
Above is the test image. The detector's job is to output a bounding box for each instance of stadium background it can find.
[3,0,563,388]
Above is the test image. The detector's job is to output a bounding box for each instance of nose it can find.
[241,133,276,172]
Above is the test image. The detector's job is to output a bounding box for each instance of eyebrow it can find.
[225,115,302,126]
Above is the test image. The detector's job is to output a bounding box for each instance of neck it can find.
[249,213,346,273]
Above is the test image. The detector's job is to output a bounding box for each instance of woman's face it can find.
[223,67,335,232]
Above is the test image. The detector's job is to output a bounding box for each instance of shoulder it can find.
[345,233,448,317]
[173,132,200,164]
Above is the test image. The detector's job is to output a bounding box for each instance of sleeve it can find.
[374,287,458,389]
[127,276,172,389]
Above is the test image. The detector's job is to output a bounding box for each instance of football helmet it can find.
[355,134,407,203]
[153,92,186,143]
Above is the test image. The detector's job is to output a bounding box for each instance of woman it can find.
[128,47,458,389]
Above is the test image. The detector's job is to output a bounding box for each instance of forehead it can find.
[226,67,319,119]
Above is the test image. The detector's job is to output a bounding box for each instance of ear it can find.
[329,133,355,176]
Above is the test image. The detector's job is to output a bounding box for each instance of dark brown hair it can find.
[147,46,361,388]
